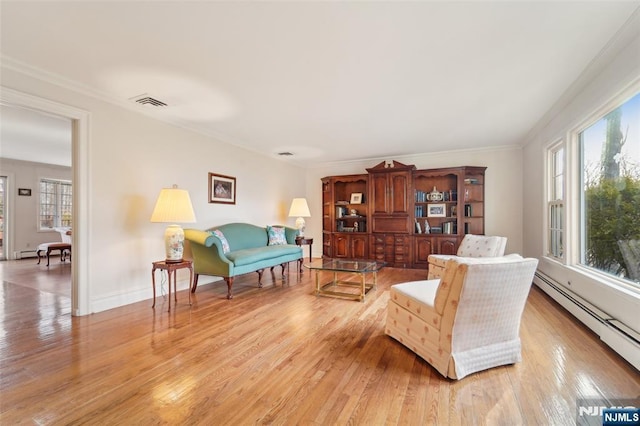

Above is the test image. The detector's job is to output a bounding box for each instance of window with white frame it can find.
[39,178,72,230]
[548,143,564,260]
[578,90,640,285]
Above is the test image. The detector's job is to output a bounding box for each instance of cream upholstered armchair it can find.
[427,234,507,279]
[385,255,538,379]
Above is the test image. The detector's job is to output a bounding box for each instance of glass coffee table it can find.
[304,259,386,302]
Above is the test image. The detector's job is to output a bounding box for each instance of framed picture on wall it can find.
[18,188,32,196]
[209,173,236,204]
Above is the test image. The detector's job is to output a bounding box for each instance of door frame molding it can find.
[1,86,91,316]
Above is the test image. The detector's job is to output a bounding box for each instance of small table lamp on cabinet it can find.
[288,198,311,237]
[151,185,196,263]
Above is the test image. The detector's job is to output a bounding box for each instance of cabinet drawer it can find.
[372,216,411,233]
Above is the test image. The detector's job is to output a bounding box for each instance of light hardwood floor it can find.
[1,258,638,425]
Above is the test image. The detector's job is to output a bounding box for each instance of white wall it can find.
[304,146,524,258]
[522,31,640,333]
[0,158,72,255]
[1,66,307,313]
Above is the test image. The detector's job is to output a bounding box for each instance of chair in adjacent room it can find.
[385,255,538,379]
[36,227,72,266]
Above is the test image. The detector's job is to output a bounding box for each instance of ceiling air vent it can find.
[129,94,167,107]
[277,152,294,156]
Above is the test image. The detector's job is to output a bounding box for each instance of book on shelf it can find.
[443,221,457,234]
[415,190,428,202]
[464,178,479,185]
[443,222,453,234]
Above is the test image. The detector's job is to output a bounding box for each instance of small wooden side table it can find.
[295,236,313,272]
[151,260,193,312]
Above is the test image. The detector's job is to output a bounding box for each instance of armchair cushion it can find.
[389,279,441,329]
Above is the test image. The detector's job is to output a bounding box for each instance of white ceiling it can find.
[0,105,72,167]
[1,1,639,167]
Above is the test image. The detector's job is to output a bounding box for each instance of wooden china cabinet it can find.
[321,162,486,270]
[411,166,486,268]
[366,161,415,267]
[322,174,369,259]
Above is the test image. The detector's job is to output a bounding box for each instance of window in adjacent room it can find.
[578,90,640,285]
[547,142,564,260]
[39,178,72,231]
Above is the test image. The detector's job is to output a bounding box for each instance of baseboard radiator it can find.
[14,250,38,259]
[533,271,640,370]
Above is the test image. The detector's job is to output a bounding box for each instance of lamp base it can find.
[164,224,185,263]
[295,217,306,237]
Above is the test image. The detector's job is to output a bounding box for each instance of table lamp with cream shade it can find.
[150,185,196,263]
[288,198,311,237]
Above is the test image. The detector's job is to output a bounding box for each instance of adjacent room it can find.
[1,1,638,424]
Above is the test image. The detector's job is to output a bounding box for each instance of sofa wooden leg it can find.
[298,258,303,273]
[225,277,234,299]
[257,269,264,288]
[191,274,200,293]
[280,263,287,277]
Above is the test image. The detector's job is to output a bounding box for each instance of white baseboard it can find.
[89,276,221,313]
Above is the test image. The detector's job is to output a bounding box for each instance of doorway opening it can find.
[1,86,90,316]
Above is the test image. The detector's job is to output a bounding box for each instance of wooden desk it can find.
[151,260,193,312]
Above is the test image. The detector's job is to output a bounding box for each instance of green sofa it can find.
[184,223,303,299]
